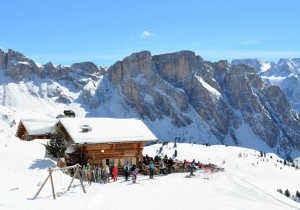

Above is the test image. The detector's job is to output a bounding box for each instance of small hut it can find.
[15,119,58,141]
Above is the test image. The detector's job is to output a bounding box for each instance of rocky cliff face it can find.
[231,58,300,115]
[1,49,300,158]
[0,49,41,80]
[105,51,300,156]
[0,49,106,88]
[0,49,6,69]
[231,58,266,72]
[0,49,106,110]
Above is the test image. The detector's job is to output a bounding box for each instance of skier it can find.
[190,159,196,176]
[124,161,130,181]
[159,160,165,175]
[112,164,118,181]
[132,167,139,183]
[163,155,168,164]
[167,157,174,174]
[182,159,187,171]
[86,163,91,185]
[131,164,136,174]
[149,160,155,179]
[104,164,110,183]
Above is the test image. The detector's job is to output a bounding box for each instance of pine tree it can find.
[45,130,67,158]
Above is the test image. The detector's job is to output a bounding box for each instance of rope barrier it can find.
[51,163,82,172]
[33,164,86,200]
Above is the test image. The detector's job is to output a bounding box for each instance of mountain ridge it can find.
[231,58,300,115]
[1,49,300,159]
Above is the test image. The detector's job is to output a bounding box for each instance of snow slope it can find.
[1,137,300,210]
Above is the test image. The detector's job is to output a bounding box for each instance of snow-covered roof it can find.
[59,118,158,144]
[21,119,58,135]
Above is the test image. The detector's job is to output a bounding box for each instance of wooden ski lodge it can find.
[15,119,58,141]
[15,117,158,167]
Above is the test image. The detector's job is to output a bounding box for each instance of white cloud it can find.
[241,40,260,45]
[140,31,156,39]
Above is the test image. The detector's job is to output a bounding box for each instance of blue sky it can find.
[0,0,299,66]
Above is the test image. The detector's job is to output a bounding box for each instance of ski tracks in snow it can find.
[229,172,300,210]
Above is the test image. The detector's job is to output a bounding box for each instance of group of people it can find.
[82,163,118,184]
[124,162,139,183]
[81,161,140,184]
[144,154,174,176]
[152,156,203,176]
[80,156,200,184]
[147,156,198,179]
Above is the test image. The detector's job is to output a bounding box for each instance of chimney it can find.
[81,125,92,133]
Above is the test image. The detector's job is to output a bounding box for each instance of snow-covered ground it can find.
[1,137,300,210]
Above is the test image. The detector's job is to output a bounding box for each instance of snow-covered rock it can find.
[232,58,300,115]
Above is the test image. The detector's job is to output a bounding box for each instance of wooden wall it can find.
[70,142,145,167]
[15,122,27,139]
[15,122,49,141]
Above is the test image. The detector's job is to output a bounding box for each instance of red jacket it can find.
[112,166,118,176]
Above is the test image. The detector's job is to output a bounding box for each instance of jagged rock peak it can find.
[231,58,271,73]
[153,50,203,83]
[0,49,5,69]
[276,58,300,72]
[44,62,56,70]
[6,49,26,61]
[3,49,41,81]
[0,49,35,68]
[261,58,300,77]
[108,51,153,85]
[154,50,198,58]
[124,50,152,61]
[71,62,100,74]
[108,50,205,85]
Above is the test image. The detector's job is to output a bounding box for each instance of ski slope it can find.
[1,138,300,210]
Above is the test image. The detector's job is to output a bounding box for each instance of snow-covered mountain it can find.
[1,49,300,159]
[231,58,300,116]
[231,58,272,73]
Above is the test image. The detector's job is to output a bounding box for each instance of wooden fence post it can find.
[49,168,56,200]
